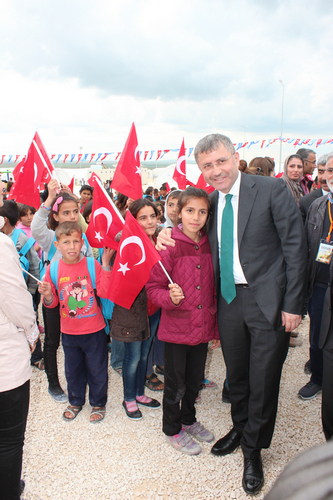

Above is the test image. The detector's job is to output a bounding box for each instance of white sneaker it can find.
[166,429,202,455]
[182,421,214,442]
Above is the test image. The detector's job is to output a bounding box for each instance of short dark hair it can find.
[79,184,93,195]
[82,200,93,223]
[17,204,36,218]
[296,148,315,161]
[55,221,82,241]
[0,200,20,226]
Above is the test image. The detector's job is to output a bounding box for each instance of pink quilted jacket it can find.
[146,227,219,346]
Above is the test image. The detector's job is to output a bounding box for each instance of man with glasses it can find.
[302,153,333,440]
[296,148,316,194]
[299,154,329,223]
[158,134,306,495]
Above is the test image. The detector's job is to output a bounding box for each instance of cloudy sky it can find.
[1,0,333,162]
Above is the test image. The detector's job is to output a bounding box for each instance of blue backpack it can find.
[11,228,36,281]
[40,233,89,279]
[49,257,114,334]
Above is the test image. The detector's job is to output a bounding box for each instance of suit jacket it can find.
[299,188,325,224]
[208,173,307,330]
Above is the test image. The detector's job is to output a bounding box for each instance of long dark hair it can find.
[48,192,79,230]
[128,198,159,219]
[177,186,211,231]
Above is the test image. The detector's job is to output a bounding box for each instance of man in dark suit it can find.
[299,154,329,223]
[194,134,307,495]
[298,154,329,400]
[305,152,333,440]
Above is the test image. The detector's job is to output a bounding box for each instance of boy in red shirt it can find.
[39,221,113,423]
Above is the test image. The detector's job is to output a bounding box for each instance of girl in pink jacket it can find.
[146,187,219,456]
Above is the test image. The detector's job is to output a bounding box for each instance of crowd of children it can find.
[2,179,220,454]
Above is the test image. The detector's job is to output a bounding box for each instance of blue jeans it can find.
[122,334,154,401]
[110,339,125,370]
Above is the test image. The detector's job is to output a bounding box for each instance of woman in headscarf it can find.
[282,154,305,206]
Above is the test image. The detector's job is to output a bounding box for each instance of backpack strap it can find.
[47,236,58,263]
[19,237,36,258]
[11,228,24,247]
[49,260,60,290]
[82,233,89,256]
[86,257,96,288]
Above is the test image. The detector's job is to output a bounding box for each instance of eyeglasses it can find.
[200,154,234,172]
[305,159,316,165]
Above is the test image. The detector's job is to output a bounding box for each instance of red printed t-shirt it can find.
[43,257,111,335]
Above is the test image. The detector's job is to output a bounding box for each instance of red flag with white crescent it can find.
[107,211,161,309]
[8,132,54,208]
[172,139,187,190]
[85,180,124,250]
[111,123,142,200]
[195,173,215,194]
[87,171,102,187]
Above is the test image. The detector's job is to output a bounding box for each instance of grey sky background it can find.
[1,0,333,162]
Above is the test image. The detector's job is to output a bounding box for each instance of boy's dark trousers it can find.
[163,342,207,436]
[62,329,108,407]
[42,304,61,388]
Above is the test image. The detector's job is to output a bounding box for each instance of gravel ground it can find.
[22,316,324,500]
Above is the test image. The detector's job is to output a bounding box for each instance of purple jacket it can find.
[146,227,219,346]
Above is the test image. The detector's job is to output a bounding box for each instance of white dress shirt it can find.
[217,172,247,284]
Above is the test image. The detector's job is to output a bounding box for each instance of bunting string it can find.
[1,137,333,165]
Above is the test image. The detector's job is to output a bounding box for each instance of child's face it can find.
[20,209,34,227]
[179,197,209,241]
[166,196,178,225]
[54,231,83,265]
[80,190,92,204]
[136,206,157,237]
[53,201,79,224]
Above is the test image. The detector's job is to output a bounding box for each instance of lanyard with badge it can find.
[316,200,333,264]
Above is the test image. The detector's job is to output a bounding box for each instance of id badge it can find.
[316,239,333,264]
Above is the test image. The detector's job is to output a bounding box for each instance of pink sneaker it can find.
[166,429,202,455]
[182,421,214,442]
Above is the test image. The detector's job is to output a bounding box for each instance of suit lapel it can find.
[238,173,258,247]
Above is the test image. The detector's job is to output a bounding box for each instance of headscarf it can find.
[282,155,304,206]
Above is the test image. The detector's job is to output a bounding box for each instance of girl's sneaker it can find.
[202,379,217,389]
[166,429,202,455]
[182,422,215,442]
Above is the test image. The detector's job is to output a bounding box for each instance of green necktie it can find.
[220,194,236,304]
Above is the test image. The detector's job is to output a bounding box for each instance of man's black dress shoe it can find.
[242,456,264,495]
[211,428,241,456]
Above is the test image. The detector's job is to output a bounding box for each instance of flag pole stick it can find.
[158,261,173,284]
[22,268,41,283]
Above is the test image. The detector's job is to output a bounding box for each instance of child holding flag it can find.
[31,179,94,402]
[38,221,113,423]
[146,187,219,455]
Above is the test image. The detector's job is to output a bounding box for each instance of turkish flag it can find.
[85,180,124,250]
[195,173,215,194]
[111,123,142,200]
[87,171,101,187]
[12,158,26,181]
[172,139,187,190]
[68,176,74,193]
[107,211,161,309]
[8,132,54,208]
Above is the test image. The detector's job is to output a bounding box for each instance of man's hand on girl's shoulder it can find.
[156,227,175,251]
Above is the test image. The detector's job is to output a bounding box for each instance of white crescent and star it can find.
[176,155,186,176]
[134,146,141,175]
[117,236,146,274]
[95,231,103,242]
[93,207,113,233]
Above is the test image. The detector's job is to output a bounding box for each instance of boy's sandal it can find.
[90,406,106,424]
[155,365,164,375]
[63,405,83,422]
[145,373,164,392]
[32,359,45,370]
